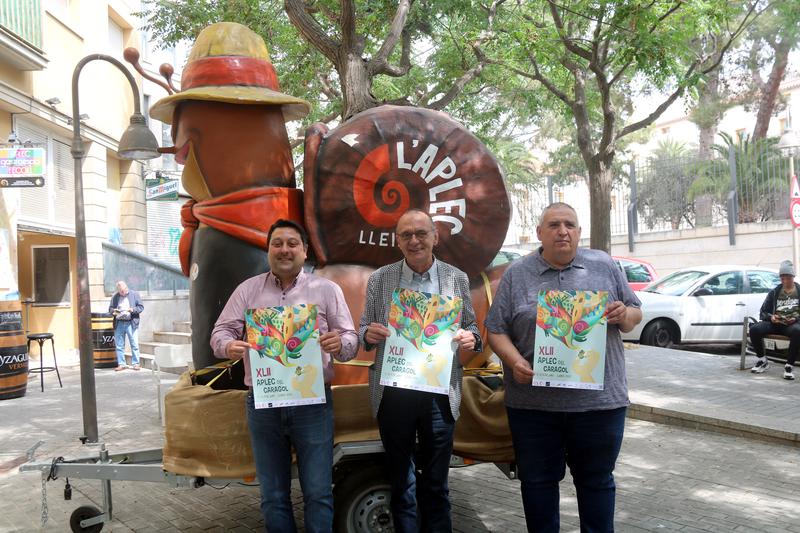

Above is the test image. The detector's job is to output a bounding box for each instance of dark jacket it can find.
[759,282,800,321]
[109,290,144,327]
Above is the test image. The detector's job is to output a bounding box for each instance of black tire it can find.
[334,465,394,533]
[69,505,103,533]
[641,319,677,348]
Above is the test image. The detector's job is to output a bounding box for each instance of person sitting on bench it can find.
[750,260,800,380]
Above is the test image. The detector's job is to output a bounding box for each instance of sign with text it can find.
[534,290,608,390]
[380,288,462,395]
[245,304,325,408]
[0,145,45,187]
[145,176,179,201]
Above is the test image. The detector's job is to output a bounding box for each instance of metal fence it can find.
[507,145,799,247]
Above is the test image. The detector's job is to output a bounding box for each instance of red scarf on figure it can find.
[179,186,304,276]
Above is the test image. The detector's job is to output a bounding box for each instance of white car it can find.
[622,265,780,347]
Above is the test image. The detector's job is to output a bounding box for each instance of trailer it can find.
[20,437,514,532]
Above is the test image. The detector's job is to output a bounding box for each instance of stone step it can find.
[139,340,174,356]
[173,321,192,334]
[153,331,192,345]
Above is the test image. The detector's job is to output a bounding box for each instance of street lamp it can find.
[71,54,159,443]
[778,125,800,273]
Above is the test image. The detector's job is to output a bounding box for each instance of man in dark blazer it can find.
[108,280,144,371]
[360,209,482,533]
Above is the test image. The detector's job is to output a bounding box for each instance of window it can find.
[32,246,71,305]
[748,271,779,294]
[16,121,75,231]
[619,260,652,283]
[700,271,743,295]
[108,18,124,57]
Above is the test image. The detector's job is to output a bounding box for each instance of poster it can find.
[245,304,325,408]
[380,288,462,395]
[533,290,608,390]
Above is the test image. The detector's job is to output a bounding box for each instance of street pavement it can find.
[1,345,799,532]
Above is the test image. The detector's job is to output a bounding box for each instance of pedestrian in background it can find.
[485,202,642,532]
[109,280,144,371]
[750,260,800,380]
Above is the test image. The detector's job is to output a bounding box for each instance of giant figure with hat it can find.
[148,23,310,371]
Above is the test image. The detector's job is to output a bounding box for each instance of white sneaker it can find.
[784,365,795,381]
[751,358,769,374]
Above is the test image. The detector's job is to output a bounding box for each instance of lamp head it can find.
[118,113,159,160]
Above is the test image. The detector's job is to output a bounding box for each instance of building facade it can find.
[0,0,185,359]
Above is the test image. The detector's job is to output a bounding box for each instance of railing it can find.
[102,242,188,296]
[0,0,43,49]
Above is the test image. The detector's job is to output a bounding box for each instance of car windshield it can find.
[643,270,709,296]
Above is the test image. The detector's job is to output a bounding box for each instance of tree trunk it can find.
[697,72,721,160]
[751,42,791,141]
[587,159,614,253]
[339,52,379,120]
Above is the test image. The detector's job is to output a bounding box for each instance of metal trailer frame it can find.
[19,439,387,532]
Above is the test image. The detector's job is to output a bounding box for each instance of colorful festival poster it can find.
[380,288,463,395]
[533,290,609,390]
[245,304,325,408]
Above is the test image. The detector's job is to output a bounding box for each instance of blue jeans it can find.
[377,387,455,533]
[114,321,139,366]
[506,406,627,533]
[246,387,334,533]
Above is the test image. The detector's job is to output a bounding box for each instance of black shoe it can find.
[784,365,795,380]
[751,358,768,374]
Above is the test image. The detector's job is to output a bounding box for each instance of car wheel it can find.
[641,319,676,348]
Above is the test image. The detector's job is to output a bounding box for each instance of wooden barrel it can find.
[0,300,28,400]
[91,313,117,368]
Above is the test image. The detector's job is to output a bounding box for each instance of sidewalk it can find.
[626,344,800,446]
[1,345,798,531]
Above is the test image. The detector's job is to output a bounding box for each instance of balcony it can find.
[0,0,47,71]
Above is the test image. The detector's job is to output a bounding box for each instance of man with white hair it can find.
[108,281,144,371]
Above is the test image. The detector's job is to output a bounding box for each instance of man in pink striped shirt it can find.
[211,219,357,533]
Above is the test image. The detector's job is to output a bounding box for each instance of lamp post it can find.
[778,126,800,272]
[71,54,159,443]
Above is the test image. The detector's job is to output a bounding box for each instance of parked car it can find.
[490,246,532,268]
[622,265,780,347]
[613,256,658,290]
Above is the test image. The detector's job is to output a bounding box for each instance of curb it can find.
[628,403,800,448]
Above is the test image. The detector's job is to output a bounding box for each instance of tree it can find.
[637,139,697,230]
[138,0,513,124]
[746,0,800,140]
[489,0,761,251]
[688,132,787,222]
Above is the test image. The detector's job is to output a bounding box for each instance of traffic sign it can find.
[791,175,800,228]
[792,174,800,199]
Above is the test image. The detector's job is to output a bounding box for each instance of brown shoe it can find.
[132,364,141,371]
[115,366,126,372]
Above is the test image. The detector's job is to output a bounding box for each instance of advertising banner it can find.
[380,288,462,395]
[0,145,45,187]
[533,290,608,390]
[245,304,325,408]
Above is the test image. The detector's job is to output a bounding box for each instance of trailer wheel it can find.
[69,505,103,533]
[334,466,394,532]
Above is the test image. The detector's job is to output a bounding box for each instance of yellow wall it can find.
[17,231,78,356]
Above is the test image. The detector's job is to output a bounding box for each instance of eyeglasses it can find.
[397,230,432,242]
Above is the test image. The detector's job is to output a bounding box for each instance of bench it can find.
[739,316,790,370]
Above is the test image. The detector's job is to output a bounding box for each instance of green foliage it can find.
[688,131,788,222]
[637,139,700,230]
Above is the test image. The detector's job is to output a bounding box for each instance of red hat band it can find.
[181,56,280,92]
